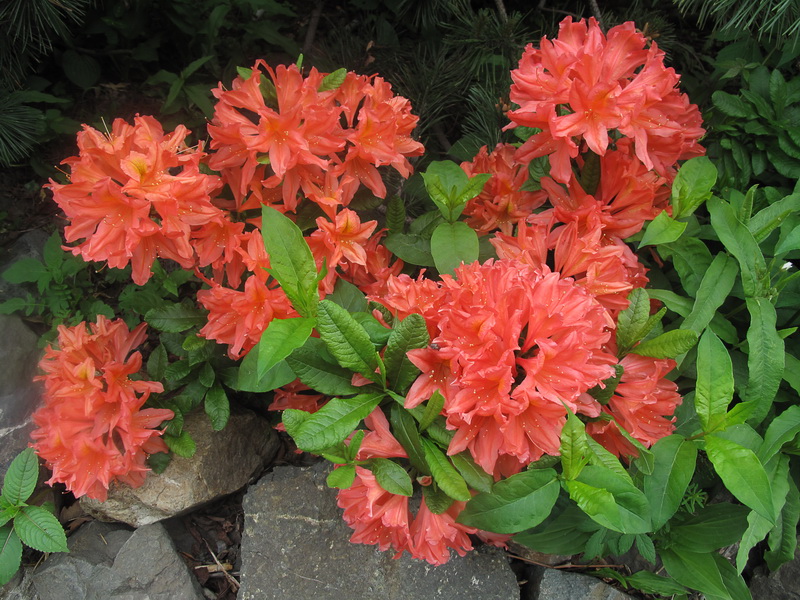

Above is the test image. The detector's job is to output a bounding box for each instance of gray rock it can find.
[29,520,204,600]
[81,408,279,526]
[0,230,49,305]
[534,568,635,600]
[0,314,43,481]
[750,537,800,600]
[239,462,520,600]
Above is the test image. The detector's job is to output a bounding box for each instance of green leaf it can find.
[682,253,739,336]
[616,288,655,353]
[389,405,429,475]
[631,329,697,359]
[383,313,429,393]
[513,505,598,555]
[705,434,775,523]
[318,68,347,92]
[639,211,687,247]
[670,157,717,219]
[712,90,752,118]
[286,343,361,396]
[236,341,297,392]
[327,279,368,313]
[164,430,196,458]
[204,383,229,431]
[430,221,479,275]
[291,393,383,453]
[759,405,800,462]
[261,206,319,318]
[369,458,413,497]
[644,435,697,530]
[748,193,800,242]
[147,452,171,474]
[660,549,744,600]
[635,535,657,565]
[559,409,590,480]
[13,506,67,553]
[1,258,47,284]
[282,409,312,439]
[565,466,651,534]
[145,304,207,332]
[419,391,444,431]
[255,317,315,380]
[744,298,784,426]
[422,484,455,514]
[708,196,770,297]
[421,438,471,502]
[450,452,493,494]
[457,469,559,533]
[146,343,168,381]
[422,161,489,222]
[624,571,687,596]
[695,330,734,433]
[383,232,435,267]
[764,477,800,571]
[2,449,39,506]
[327,465,356,489]
[0,525,22,586]
[317,300,382,382]
[665,503,751,552]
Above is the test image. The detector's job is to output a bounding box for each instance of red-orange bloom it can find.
[31,317,172,501]
[460,144,546,235]
[48,116,227,284]
[507,17,704,183]
[379,260,616,476]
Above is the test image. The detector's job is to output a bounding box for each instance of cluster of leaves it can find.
[0,449,68,586]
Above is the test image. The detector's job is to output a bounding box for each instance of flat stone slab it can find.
[239,462,520,600]
[535,568,636,600]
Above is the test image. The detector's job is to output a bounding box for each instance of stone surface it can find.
[0,314,43,480]
[533,568,636,600]
[750,537,800,600]
[238,462,520,600]
[0,230,48,305]
[26,520,205,600]
[81,408,279,526]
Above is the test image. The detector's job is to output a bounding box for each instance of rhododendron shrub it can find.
[31,317,173,501]
[36,15,752,581]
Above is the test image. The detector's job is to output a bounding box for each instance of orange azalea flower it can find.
[507,17,704,183]
[379,260,616,477]
[48,115,226,284]
[31,317,172,501]
[335,409,484,565]
[312,208,378,268]
[460,144,546,235]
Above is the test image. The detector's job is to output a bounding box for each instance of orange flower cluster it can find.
[48,116,232,285]
[507,17,705,184]
[31,317,173,501]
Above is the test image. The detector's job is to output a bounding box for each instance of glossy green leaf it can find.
[765,477,800,571]
[327,465,356,490]
[559,409,590,480]
[419,391,444,431]
[319,68,347,92]
[670,156,717,219]
[145,303,207,332]
[644,435,697,530]
[695,330,734,433]
[204,383,229,431]
[317,300,382,382]
[430,221,479,275]
[422,484,455,514]
[253,317,315,380]
[706,434,775,523]
[369,458,413,497]
[748,193,800,242]
[682,253,738,336]
[13,506,68,553]
[2,449,39,507]
[164,430,196,458]
[744,298,784,426]
[661,549,747,600]
[708,196,769,297]
[286,344,362,396]
[759,405,800,462]
[513,505,598,555]
[291,393,383,453]
[0,525,22,586]
[639,211,687,247]
[383,313,429,393]
[666,503,751,552]
[261,206,319,317]
[421,438,471,502]
[615,288,652,354]
[457,469,559,533]
[565,465,651,534]
[625,571,687,596]
[389,405,429,475]
[450,452,493,494]
[327,278,368,313]
[631,329,697,359]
